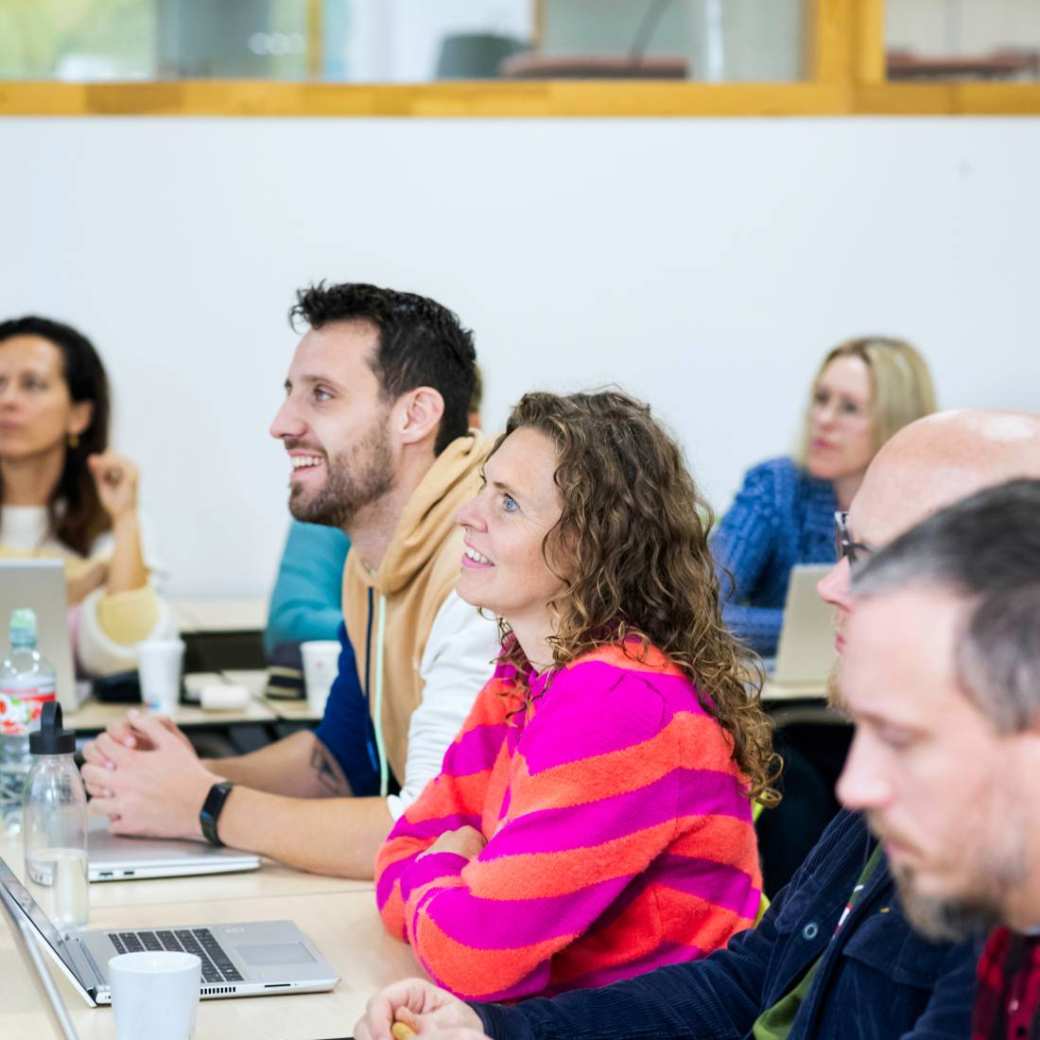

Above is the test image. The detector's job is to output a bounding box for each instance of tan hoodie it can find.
[341,432,489,792]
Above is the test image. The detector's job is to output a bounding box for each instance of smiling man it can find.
[838,479,1040,1039]
[83,282,500,877]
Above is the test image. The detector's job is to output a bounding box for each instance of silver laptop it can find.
[0,867,80,1039]
[0,559,78,712]
[772,564,836,687]
[0,855,338,1006]
[87,816,261,882]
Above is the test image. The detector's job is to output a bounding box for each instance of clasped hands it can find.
[81,710,220,841]
[418,825,487,862]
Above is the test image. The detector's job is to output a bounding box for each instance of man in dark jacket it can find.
[354,410,1040,1040]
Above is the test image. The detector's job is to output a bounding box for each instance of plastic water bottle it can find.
[24,701,89,932]
[0,608,58,834]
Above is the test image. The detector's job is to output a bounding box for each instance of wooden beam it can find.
[855,0,885,84]
[306,0,323,81]
[809,0,853,85]
[0,79,1038,119]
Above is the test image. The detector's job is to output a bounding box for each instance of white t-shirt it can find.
[386,591,500,821]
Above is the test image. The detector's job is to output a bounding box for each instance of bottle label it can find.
[0,680,57,735]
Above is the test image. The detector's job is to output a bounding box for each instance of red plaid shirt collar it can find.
[973,928,1040,1040]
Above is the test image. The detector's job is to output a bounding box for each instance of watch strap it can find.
[200,781,234,847]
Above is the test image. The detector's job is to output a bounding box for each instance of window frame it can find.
[1,0,1038,117]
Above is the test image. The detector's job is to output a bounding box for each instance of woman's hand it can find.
[88,451,140,522]
[419,826,487,861]
[66,558,108,605]
[354,978,485,1040]
[88,451,150,593]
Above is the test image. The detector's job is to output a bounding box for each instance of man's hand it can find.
[82,709,194,768]
[419,826,486,862]
[81,712,219,841]
[354,978,485,1040]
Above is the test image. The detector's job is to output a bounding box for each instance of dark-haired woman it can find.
[374,390,775,1002]
[0,316,175,680]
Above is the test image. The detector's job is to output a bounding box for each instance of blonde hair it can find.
[796,336,937,466]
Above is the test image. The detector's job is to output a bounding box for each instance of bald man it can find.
[818,410,1040,662]
[353,409,1040,1040]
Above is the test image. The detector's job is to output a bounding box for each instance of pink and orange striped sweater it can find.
[374,642,762,1002]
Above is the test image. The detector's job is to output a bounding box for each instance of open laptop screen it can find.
[0,855,93,994]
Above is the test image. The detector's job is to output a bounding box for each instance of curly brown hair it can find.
[490,390,779,804]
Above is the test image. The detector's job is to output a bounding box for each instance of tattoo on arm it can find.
[309,739,352,797]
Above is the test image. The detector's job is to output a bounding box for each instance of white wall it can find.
[2,117,1037,598]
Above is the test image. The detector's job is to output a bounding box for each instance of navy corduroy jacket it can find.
[475,811,980,1040]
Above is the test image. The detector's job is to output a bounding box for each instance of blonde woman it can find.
[712,336,935,657]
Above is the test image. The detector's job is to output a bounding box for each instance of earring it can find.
[68,432,79,449]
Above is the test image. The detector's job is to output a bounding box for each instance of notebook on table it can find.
[0,854,338,1006]
[87,815,261,881]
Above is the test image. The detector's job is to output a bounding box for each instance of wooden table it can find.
[0,832,418,1039]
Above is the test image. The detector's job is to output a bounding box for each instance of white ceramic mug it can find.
[301,640,340,715]
[136,639,186,714]
[108,950,201,1040]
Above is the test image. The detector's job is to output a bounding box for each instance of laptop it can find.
[0,854,339,1006]
[770,564,836,690]
[0,867,80,1039]
[87,816,261,882]
[0,559,78,712]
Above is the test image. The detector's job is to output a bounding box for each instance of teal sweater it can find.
[264,521,349,655]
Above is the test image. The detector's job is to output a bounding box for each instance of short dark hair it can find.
[289,282,476,455]
[854,478,1040,731]
[0,315,111,555]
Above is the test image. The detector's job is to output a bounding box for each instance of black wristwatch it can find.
[199,781,234,847]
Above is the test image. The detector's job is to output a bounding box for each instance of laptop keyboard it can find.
[108,928,244,983]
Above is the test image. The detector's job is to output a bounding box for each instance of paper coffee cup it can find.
[136,639,185,714]
[301,640,340,716]
[109,950,200,1040]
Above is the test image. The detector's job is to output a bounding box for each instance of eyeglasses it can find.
[834,511,872,565]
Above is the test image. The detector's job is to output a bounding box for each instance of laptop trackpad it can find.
[235,942,316,966]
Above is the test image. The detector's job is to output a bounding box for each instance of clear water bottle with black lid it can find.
[23,701,89,932]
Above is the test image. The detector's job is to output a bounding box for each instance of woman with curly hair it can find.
[374,390,777,1003]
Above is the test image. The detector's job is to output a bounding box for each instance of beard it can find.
[888,859,1004,942]
[288,417,395,529]
[826,658,845,711]
[878,811,1027,943]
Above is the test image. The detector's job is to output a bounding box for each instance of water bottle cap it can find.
[10,607,38,647]
[29,701,75,755]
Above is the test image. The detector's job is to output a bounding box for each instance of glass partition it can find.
[887,0,1040,81]
[0,0,814,84]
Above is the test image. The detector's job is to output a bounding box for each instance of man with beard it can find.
[837,479,1040,1039]
[82,283,499,878]
[353,409,1040,1040]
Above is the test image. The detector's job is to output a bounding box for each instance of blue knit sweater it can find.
[711,457,837,656]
